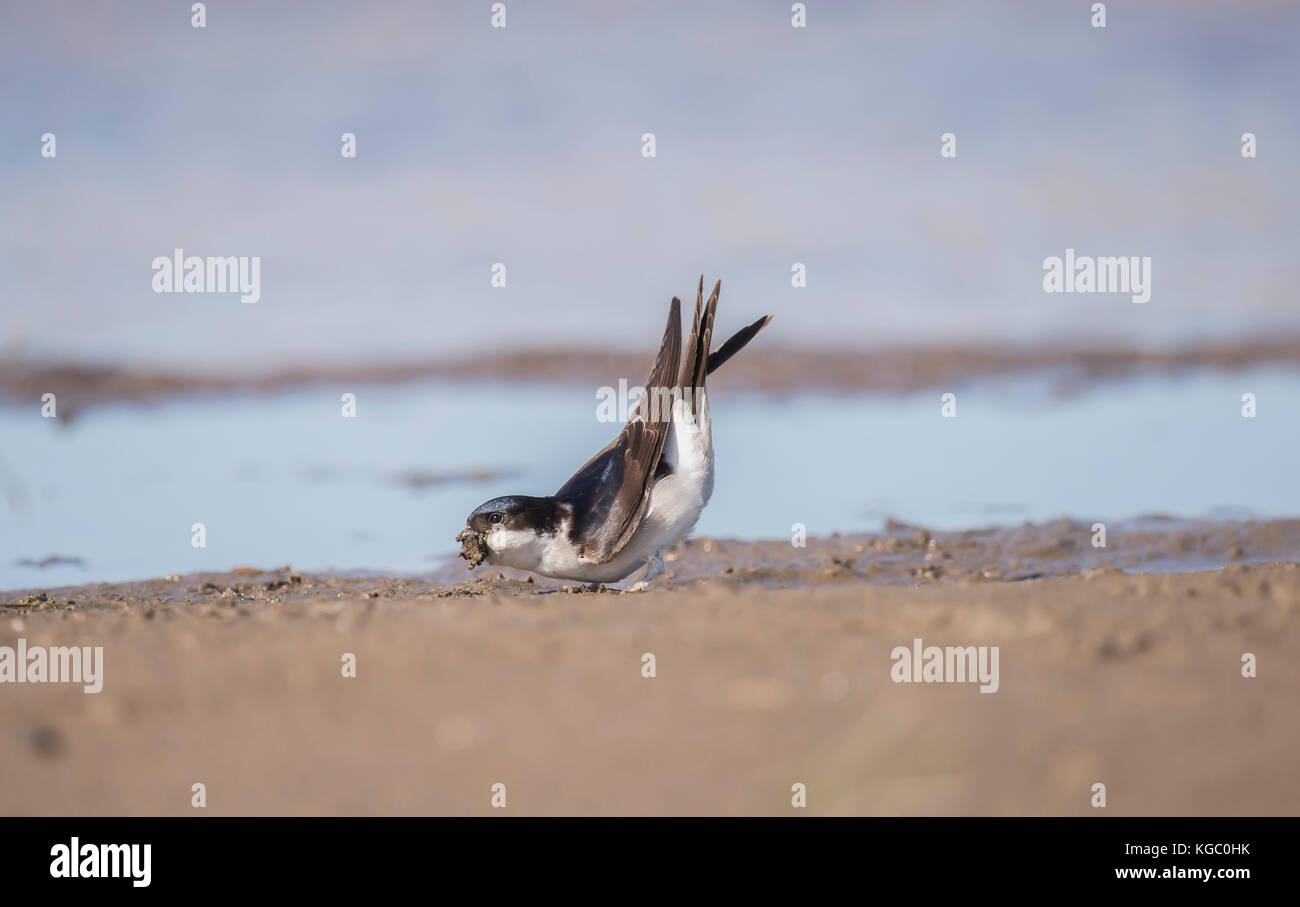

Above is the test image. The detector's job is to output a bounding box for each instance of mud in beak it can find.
[455,528,488,569]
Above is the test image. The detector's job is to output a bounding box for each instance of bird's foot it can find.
[562,582,606,594]
[620,550,666,594]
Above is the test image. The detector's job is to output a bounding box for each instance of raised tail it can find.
[680,276,720,394]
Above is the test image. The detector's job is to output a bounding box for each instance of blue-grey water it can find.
[1,369,1297,590]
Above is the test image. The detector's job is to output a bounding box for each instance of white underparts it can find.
[491,395,714,584]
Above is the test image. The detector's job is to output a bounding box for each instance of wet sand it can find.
[5,335,1300,412]
[2,519,1297,816]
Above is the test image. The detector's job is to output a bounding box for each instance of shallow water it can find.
[1,368,1297,590]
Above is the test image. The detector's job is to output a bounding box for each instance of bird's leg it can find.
[623,550,666,594]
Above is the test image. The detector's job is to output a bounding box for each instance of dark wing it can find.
[555,297,682,563]
[706,313,773,376]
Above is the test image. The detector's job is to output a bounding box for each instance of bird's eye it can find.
[489,512,504,524]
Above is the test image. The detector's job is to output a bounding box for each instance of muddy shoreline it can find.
[1,548,1296,815]
[5,517,1299,606]
[4,336,1300,412]
[4,523,1297,816]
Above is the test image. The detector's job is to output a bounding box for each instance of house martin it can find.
[456,276,772,589]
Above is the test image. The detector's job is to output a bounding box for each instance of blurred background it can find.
[1,0,1298,587]
[3,0,1298,363]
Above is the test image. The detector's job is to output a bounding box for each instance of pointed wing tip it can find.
[660,296,684,358]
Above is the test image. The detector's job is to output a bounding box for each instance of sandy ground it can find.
[2,520,1297,816]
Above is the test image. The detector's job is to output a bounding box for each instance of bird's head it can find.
[456,495,556,570]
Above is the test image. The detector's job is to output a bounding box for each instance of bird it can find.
[455,276,772,590]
